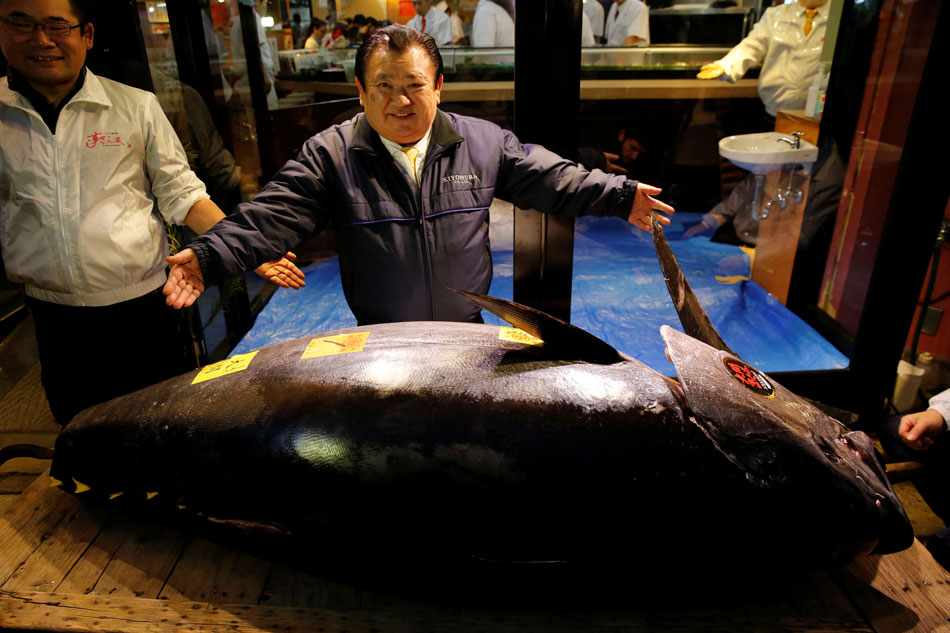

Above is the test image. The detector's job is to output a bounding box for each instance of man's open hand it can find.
[627,183,675,232]
[255,252,307,289]
[164,248,205,309]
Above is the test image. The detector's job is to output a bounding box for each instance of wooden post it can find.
[750,110,820,305]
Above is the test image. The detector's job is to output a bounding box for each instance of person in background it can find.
[690,0,838,307]
[365,17,383,40]
[0,0,304,425]
[604,0,649,47]
[581,10,595,47]
[304,18,329,50]
[163,25,674,327]
[435,0,466,46]
[584,0,605,45]
[879,387,950,569]
[471,0,514,48]
[696,0,830,120]
[613,127,660,183]
[229,0,277,109]
[291,13,304,48]
[325,16,348,49]
[892,389,950,455]
[150,65,243,212]
[683,139,844,310]
[407,0,452,47]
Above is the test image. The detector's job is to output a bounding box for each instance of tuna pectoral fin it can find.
[651,215,734,354]
[0,444,54,467]
[451,289,622,364]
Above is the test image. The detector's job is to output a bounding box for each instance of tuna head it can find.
[661,325,914,563]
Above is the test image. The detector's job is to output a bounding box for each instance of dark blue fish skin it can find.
[50,319,913,571]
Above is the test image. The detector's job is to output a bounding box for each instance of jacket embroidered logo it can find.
[441,174,479,183]
[85,132,128,149]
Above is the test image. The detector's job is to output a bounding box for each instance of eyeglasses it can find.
[0,16,83,38]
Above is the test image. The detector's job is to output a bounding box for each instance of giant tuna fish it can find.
[39,220,913,573]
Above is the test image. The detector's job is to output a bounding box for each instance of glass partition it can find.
[15,0,936,419]
[134,0,273,361]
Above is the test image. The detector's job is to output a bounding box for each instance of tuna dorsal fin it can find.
[451,289,622,364]
[651,215,735,355]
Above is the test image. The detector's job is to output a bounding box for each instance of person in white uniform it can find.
[696,0,830,117]
[0,0,303,424]
[407,0,453,48]
[584,0,605,45]
[435,1,466,45]
[471,0,514,48]
[604,0,649,47]
[581,10,595,47]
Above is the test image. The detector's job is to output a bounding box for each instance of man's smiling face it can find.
[0,0,94,102]
[356,44,443,145]
[412,0,432,17]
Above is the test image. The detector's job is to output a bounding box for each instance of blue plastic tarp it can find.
[232,210,847,374]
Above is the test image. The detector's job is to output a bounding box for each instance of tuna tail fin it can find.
[652,215,735,355]
[451,289,623,364]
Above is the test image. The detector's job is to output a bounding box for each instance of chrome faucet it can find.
[777,131,805,150]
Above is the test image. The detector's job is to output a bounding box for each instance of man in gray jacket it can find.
[165,24,673,324]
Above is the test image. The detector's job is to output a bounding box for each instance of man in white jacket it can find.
[696,0,830,118]
[471,0,514,48]
[604,0,649,47]
[435,1,466,45]
[584,0,605,45]
[0,0,303,424]
[407,0,453,47]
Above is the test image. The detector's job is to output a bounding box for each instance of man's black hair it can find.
[0,0,94,22]
[355,24,443,87]
[68,0,96,23]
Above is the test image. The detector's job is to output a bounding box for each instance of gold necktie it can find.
[402,146,419,182]
[803,8,817,36]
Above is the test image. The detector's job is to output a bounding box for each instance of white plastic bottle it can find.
[806,62,832,120]
[805,76,821,119]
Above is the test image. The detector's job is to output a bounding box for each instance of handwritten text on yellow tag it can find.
[192,351,259,385]
[301,332,371,359]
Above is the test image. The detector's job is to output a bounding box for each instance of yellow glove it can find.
[696,63,724,80]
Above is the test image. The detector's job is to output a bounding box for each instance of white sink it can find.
[718,132,819,174]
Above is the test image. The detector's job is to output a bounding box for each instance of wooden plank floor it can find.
[0,318,59,517]
[3,316,950,632]
[2,473,950,632]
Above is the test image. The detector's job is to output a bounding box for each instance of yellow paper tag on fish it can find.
[302,332,370,359]
[192,351,259,385]
[499,327,543,346]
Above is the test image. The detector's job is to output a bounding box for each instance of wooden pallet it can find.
[1,473,949,633]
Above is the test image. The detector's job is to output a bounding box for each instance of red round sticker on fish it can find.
[722,358,774,397]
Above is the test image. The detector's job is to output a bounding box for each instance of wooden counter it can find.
[2,473,949,632]
[275,78,760,102]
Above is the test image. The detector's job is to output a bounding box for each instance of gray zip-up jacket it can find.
[191,110,638,324]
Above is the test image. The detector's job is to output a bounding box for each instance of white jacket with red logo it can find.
[0,69,208,307]
[712,1,829,117]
